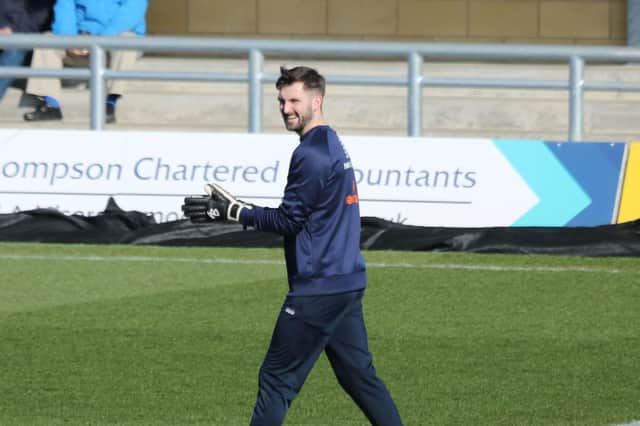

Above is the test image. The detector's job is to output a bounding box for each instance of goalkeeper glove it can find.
[181,183,252,223]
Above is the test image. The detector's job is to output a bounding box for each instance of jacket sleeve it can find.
[0,0,49,33]
[51,0,78,35]
[241,144,329,236]
[30,0,54,32]
[101,0,148,36]
[0,1,22,30]
[0,2,8,28]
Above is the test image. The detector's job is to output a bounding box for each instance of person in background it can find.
[22,0,148,123]
[0,0,54,100]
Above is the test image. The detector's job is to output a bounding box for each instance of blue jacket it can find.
[241,125,367,296]
[52,0,147,36]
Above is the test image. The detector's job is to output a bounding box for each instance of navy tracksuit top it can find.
[240,125,367,296]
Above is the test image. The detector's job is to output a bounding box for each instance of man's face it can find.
[278,82,319,135]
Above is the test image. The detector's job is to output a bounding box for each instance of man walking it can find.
[182,66,403,425]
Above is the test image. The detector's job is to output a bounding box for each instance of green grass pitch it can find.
[1,242,639,425]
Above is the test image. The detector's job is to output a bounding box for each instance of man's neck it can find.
[299,118,326,137]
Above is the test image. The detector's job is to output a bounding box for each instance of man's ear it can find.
[313,94,323,112]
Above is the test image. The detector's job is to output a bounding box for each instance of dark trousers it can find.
[250,289,402,426]
[0,49,27,99]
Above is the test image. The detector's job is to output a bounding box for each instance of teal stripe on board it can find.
[493,139,591,226]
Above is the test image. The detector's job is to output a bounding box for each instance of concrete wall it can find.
[147,0,628,45]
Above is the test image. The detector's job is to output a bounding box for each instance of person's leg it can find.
[0,49,25,67]
[325,290,403,426]
[106,32,138,96]
[23,46,66,121]
[25,47,65,100]
[0,49,27,99]
[250,292,357,425]
[104,33,138,123]
[250,298,330,425]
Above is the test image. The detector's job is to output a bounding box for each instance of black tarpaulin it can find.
[1,197,639,257]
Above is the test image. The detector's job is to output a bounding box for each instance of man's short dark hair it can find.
[276,66,326,96]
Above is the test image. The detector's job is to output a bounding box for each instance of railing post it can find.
[569,56,585,142]
[408,52,423,137]
[89,44,106,131]
[248,49,264,133]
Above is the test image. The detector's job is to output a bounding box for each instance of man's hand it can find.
[0,26,13,35]
[67,48,90,57]
[181,194,225,222]
[181,183,252,223]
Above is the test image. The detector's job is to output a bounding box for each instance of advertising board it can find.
[0,130,628,227]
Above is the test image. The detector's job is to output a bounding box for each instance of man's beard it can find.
[283,108,312,134]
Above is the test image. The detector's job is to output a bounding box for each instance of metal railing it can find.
[3,34,640,140]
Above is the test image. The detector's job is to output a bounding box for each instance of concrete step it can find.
[2,57,640,141]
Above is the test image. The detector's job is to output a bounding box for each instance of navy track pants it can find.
[250,289,403,425]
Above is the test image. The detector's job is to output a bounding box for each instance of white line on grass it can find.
[0,254,635,275]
